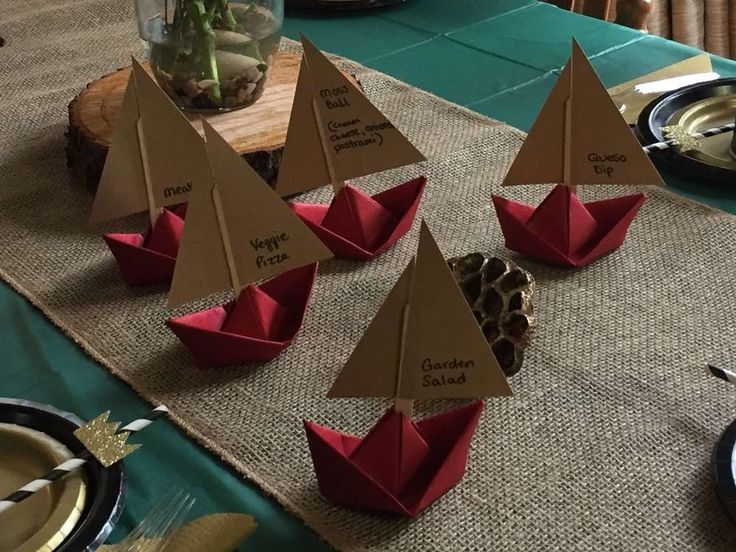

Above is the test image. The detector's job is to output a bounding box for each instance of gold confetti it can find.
[662,125,701,153]
[73,411,141,467]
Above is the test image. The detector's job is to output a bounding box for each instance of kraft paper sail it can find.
[167,121,332,368]
[90,59,208,285]
[90,59,207,223]
[493,40,663,267]
[276,36,425,196]
[304,221,511,516]
[278,35,426,260]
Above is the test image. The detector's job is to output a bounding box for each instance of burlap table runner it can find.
[4,1,736,549]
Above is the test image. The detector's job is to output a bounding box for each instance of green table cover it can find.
[2,1,736,549]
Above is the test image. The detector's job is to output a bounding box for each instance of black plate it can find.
[0,398,126,551]
[714,417,736,524]
[287,0,406,10]
[637,77,736,185]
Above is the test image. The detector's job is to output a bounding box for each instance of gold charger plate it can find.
[0,423,86,552]
[669,95,736,170]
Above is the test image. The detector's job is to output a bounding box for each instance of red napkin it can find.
[290,176,426,260]
[167,263,318,369]
[304,400,484,516]
[492,184,645,267]
[103,205,187,286]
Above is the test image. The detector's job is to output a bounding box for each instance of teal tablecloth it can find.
[3,1,736,549]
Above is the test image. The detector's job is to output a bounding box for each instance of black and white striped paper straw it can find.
[707,364,736,385]
[0,404,169,515]
[643,123,735,153]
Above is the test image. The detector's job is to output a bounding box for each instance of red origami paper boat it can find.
[492,184,645,267]
[167,263,318,369]
[103,205,187,286]
[290,176,426,261]
[304,400,484,516]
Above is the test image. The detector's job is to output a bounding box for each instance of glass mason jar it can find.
[136,0,283,112]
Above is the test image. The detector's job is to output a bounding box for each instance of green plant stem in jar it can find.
[144,0,282,112]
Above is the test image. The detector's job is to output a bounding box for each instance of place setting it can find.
[607,52,736,185]
[3,0,736,550]
[0,399,257,551]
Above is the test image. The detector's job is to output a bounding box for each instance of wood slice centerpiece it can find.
[67,52,302,192]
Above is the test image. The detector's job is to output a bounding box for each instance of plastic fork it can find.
[117,489,196,552]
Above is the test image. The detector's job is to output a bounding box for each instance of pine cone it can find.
[448,253,535,376]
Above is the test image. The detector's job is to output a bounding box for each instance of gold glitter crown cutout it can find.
[662,125,701,153]
[73,411,141,467]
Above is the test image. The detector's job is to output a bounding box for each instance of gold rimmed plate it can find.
[713,416,736,525]
[0,424,87,551]
[670,95,736,170]
[637,77,736,184]
[0,399,126,551]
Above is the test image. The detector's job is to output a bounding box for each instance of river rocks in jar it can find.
[447,252,535,376]
[156,68,173,82]
[181,79,202,98]
[220,78,235,91]
[197,79,219,90]
[218,61,270,109]
[214,29,253,48]
[159,51,270,110]
[230,5,280,39]
[215,50,261,81]
[243,66,261,82]
[192,92,218,110]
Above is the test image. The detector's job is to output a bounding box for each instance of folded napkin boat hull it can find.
[304,400,484,516]
[103,206,186,286]
[492,185,645,267]
[290,177,426,260]
[167,263,318,368]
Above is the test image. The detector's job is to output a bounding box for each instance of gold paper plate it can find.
[669,95,736,170]
[0,423,87,552]
[608,54,713,125]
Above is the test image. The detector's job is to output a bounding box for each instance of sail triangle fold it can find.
[503,39,664,188]
[276,55,330,197]
[132,59,212,207]
[327,261,414,398]
[168,121,332,308]
[502,61,569,186]
[275,35,425,196]
[398,222,512,399]
[90,75,147,223]
[91,59,208,223]
[567,41,664,186]
[329,221,511,400]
